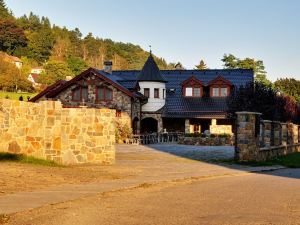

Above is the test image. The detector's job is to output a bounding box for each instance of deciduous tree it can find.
[38,60,73,85]
[0,19,27,55]
[274,78,300,103]
[222,54,271,85]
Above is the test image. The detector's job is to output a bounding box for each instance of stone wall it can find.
[0,99,115,165]
[178,136,233,146]
[36,73,141,135]
[235,111,300,162]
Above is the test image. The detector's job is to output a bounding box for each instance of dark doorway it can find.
[141,117,158,134]
[163,118,185,132]
[132,117,139,134]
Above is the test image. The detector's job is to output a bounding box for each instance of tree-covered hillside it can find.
[0,0,173,75]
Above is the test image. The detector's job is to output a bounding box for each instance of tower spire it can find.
[149,45,152,55]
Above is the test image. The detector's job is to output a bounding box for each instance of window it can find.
[97,87,113,101]
[185,87,193,97]
[212,88,219,97]
[220,88,228,97]
[194,87,201,97]
[163,89,166,99]
[185,87,201,97]
[154,88,159,98]
[144,88,150,98]
[72,86,88,102]
[211,87,229,97]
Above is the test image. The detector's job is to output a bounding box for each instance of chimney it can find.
[104,61,113,74]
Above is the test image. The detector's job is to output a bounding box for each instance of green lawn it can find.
[220,152,300,168]
[0,91,37,100]
[0,152,62,167]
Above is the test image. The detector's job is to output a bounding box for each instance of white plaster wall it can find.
[139,81,166,112]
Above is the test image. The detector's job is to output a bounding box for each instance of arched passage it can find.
[141,117,158,134]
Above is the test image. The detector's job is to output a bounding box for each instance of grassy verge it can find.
[218,152,300,168]
[0,91,37,100]
[0,152,62,167]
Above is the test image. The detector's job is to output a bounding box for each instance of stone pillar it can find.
[235,112,261,161]
[211,119,217,126]
[157,116,163,133]
[287,123,298,145]
[273,122,281,146]
[185,119,190,134]
[263,120,272,147]
[281,123,288,145]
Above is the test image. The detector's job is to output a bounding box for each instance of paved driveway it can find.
[0,144,282,215]
[147,144,235,161]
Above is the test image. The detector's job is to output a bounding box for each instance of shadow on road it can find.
[143,143,300,180]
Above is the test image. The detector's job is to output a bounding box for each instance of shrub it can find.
[218,133,232,138]
[227,81,299,123]
[115,120,133,143]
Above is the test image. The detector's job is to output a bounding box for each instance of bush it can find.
[115,120,133,143]
[185,133,206,138]
[227,81,299,123]
[184,133,232,138]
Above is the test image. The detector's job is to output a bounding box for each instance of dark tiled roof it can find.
[108,69,254,119]
[136,54,166,82]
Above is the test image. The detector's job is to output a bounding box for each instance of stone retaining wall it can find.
[178,136,233,146]
[0,99,115,165]
[235,111,300,162]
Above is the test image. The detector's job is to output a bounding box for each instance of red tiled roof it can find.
[30,73,40,83]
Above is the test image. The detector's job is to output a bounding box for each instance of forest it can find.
[0,0,299,105]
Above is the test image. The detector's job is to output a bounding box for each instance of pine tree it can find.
[195,59,208,70]
[0,0,12,18]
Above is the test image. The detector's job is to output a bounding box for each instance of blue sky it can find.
[5,0,300,81]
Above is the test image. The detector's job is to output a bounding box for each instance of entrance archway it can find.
[141,117,158,134]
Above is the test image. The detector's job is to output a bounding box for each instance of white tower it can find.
[137,54,166,112]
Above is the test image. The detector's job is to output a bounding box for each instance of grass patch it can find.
[0,152,62,167]
[217,152,300,168]
[0,91,37,100]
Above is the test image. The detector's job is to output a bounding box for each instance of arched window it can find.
[96,86,113,101]
[72,86,88,102]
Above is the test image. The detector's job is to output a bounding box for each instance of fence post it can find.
[235,112,261,161]
[263,120,272,147]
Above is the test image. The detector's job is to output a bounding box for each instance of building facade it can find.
[30,54,253,135]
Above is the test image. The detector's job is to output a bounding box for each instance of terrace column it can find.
[185,119,190,134]
[235,112,261,162]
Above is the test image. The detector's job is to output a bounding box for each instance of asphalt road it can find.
[7,168,300,225]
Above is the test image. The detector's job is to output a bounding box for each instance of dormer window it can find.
[209,76,232,98]
[212,87,228,97]
[182,76,203,97]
